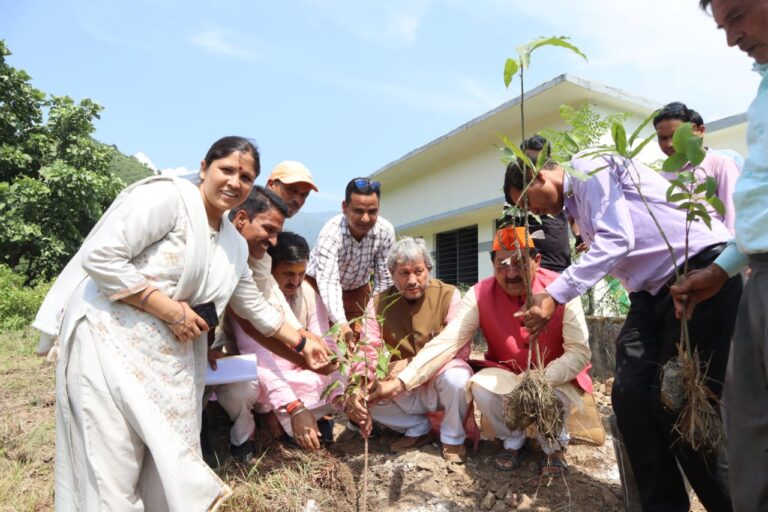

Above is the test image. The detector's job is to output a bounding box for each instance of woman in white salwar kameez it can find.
[34,136,331,511]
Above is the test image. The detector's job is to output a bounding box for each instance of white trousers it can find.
[472,385,571,454]
[215,381,334,443]
[215,381,260,446]
[371,367,471,445]
[64,322,162,511]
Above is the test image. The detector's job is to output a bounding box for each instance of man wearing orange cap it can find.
[368,226,591,475]
[266,160,319,217]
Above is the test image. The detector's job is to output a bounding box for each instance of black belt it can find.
[666,243,726,287]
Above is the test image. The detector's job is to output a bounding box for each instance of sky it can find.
[1,0,760,212]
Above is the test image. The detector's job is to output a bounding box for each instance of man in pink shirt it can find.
[214,190,337,460]
[654,101,741,234]
[262,231,341,448]
[345,237,472,462]
[226,231,342,453]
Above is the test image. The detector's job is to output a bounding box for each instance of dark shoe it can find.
[200,411,219,469]
[391,431,436,453]
[229,440,255,463]
[317,416,335,444]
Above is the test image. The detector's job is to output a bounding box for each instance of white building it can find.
[371,73,746,287]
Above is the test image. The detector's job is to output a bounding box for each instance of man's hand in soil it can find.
[515,291,556,337]
[291,409,321,450]
[670,264,729,320]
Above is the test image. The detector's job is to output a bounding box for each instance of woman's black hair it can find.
[203,136,261,177]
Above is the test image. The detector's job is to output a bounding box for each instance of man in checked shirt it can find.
[305,177,396,342]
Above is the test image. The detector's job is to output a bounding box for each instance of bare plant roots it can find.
[662,346,724,453]
[504,369,565,444]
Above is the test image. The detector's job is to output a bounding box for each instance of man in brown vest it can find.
[370,227,592,475]
[345,237,472,462]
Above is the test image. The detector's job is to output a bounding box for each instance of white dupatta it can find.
[49,176,238,510]
[33,175,209,356]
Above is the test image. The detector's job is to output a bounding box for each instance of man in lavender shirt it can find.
[504,153,743,512]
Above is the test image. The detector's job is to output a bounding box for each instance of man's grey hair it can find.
[387,237,433,273]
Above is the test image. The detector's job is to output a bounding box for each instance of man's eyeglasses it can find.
[494,259,527,273]
[353,178,381,192]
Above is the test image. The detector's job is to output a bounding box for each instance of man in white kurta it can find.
[214,186,304,459]
[347,237,471,462]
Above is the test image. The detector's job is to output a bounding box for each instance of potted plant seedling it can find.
[321,301,403,511]
[497,36,587,461]
[658,124,725,452]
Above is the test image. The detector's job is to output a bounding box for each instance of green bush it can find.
[0,264,50,330]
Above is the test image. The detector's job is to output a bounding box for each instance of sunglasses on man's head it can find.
[353,178,381,192]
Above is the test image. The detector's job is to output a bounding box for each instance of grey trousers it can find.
[728,254,768,512]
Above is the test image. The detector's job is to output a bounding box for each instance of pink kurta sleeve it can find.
[231,320,298,408]
[713,157,740,235]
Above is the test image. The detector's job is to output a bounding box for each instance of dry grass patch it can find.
[0,328,55,511]
[218,444,355,512]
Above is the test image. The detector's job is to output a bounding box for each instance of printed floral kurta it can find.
[54,178,283,510]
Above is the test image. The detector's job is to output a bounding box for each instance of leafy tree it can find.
[540,103,628,163]
[0,40,124,284]
[107,148,154,185]
[0,263,51,330]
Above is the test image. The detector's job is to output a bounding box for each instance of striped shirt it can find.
[306,214,395,324]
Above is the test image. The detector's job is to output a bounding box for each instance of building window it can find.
[435,225,478,287]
